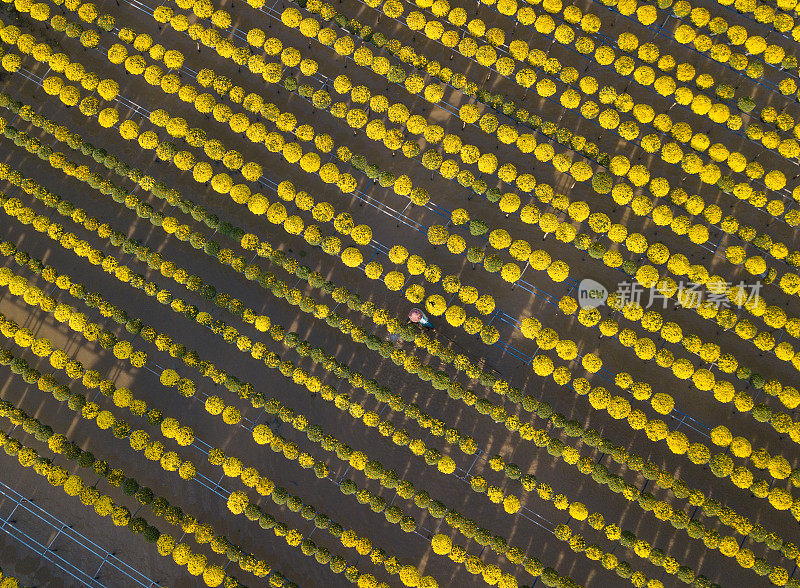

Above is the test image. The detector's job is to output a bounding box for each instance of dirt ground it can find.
[0,0,799,585]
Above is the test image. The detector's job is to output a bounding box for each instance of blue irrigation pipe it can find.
[0,479,161,587]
